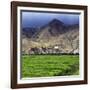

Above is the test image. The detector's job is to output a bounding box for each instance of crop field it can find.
[21,55,79,78]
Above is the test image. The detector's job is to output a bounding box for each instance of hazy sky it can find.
[21,11,80,28]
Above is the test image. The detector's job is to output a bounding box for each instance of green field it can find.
[21,55,79,78]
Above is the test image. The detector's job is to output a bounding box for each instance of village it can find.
[22,44,79,55]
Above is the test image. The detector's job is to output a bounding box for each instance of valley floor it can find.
[21,55,79,78]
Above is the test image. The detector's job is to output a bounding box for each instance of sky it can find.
[21,11,80,28]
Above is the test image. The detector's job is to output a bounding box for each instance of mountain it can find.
[41,19,65,35]
[22,19,79,54]
[31,19,66,41]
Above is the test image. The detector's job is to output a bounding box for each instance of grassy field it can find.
[21,55,79,78]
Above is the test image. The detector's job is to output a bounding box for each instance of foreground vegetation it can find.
[22,55,79,78]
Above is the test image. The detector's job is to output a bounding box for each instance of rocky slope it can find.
[22,19,79,54]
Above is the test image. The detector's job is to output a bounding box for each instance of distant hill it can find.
[22,19,79,54]
[22,27,37,38]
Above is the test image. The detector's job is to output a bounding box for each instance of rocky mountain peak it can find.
[49,18,64,26]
